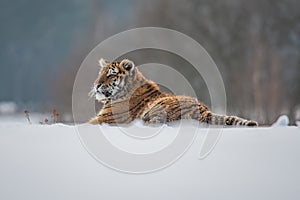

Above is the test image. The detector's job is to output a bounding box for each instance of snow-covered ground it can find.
[0,115,299,200]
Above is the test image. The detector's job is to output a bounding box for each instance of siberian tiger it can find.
[88,58,258,126]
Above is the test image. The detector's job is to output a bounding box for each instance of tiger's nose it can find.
[103,90,111,97]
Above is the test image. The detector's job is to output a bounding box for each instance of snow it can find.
[271,115,290,127]
[0,101,17,114]
[0,116,299,200]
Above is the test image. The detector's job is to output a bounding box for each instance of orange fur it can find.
[89,58,258,126]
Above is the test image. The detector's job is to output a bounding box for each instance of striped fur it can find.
[89,58,258,126]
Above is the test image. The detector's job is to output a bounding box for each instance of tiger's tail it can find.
[201,110,258,126]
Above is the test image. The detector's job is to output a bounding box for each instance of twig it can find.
[39,118,49,125]
[24,109,31,124]
[51,108,60,123]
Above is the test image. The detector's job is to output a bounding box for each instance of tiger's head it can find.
[90,58,140,101]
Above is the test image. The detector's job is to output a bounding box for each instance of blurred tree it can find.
[134,0,300,124]
[52,0,300,124]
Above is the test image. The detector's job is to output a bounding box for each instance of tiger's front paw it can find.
[88,117,102,124]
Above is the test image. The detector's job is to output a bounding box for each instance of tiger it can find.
[88,58,258,126]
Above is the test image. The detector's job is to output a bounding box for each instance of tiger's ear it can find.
[120,59,135,71]
[98,58,109,68]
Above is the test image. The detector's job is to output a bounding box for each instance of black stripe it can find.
[206,112,212,124]
[111,84,157,107]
